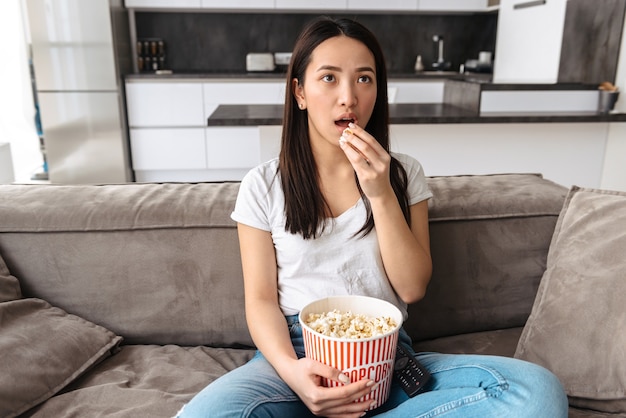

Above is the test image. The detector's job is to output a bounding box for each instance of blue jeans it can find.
[178,316,568,418]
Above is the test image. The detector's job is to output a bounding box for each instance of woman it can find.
[179,16,568,418]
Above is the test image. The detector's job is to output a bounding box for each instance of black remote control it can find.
[394,344,431,397]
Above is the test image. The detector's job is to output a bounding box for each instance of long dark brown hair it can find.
[279,16,410,239]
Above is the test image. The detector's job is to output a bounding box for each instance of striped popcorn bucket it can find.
[299,296,403,410]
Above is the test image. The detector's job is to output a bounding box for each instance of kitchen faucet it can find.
[432,35,451,71]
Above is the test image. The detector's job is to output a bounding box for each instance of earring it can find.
[299,103,304,109]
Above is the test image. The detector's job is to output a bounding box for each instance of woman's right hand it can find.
[280,356,378,418]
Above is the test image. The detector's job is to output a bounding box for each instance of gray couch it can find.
[0,174,621,417]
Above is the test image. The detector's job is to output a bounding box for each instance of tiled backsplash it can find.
[134,12,497,74]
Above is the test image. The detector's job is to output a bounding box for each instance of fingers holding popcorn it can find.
[338,123,393,199]
[339,123,390,169]
[339,127,369,165]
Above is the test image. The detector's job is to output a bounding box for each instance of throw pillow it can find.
[0,297,122,418]
[515,186,626,413]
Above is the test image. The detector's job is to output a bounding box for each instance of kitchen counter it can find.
[207,103,626,126]
[126,71,609,92]
[125,71,491,82]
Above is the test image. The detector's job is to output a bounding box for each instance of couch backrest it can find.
[0,174,567,347]
[405,173,567,342]
[0,182,250,347]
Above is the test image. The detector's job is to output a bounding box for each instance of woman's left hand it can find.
[339,123,392,199]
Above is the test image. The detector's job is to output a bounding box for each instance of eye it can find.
[321,74,335,83]
[358,75,373,83]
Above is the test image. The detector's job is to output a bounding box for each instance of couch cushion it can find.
[0,253,21,302]
[427,173,566,221]
[413,327,523,358]
[0,182,251,347]
[21,345,254,418]
[567,408,622,418]
[0,297,122,418]
[405,174,567,342]
[515,187,626,413]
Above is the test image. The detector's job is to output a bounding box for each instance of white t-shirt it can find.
[231,152,432,320]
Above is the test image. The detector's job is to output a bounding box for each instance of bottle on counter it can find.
[414,55,424,73]
[136,38,167,73]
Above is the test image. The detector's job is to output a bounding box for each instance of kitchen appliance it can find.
[463,50,494,73]
[273,52,292,66]
[24,0,132,184]
[273,51,292,72]
[246,53,275,72]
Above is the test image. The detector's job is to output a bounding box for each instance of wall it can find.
[134,12,498,74]
[601,5,626,192]
[0,143,15,183]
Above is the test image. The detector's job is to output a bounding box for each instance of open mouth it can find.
[334,117,356,129]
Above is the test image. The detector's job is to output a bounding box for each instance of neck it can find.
[313,145,353,178]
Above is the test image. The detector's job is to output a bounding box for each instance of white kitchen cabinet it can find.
[125,78,447,182]
[203,81,285,104]
[203,82,282,170]
[391,122,608,189]
[203,80,285,119]
[206,127,260,169]
[275,0,346,10]
[126,79,282,180]
[201,0,273,8]
[126,82,204,127]
[348,0,417,11]
[129,128,207,170]
[126,82,206,128]
[125,0,498,11]
[124,0,201,8]
[388,80,445,103]
[259,126,282,164]
[419,0,493,11]
[492,0,567,83]
[480,90,599,113]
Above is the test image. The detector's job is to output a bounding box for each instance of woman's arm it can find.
[238,223,294,367]
[237,223,378,418]
[339,124,432,303]
[370,199,432,304]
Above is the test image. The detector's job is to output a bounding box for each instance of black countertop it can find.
[125,70,488,82]
[126,71,605,91]
[207,103,626,126]
[126,72,625,124]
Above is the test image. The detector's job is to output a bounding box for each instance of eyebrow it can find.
[316,65,376,74]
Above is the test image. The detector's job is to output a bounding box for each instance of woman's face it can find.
[294,35,377,149]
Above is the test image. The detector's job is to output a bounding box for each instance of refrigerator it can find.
[24,0,132,183]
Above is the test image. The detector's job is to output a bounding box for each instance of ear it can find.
[292,78,306,108]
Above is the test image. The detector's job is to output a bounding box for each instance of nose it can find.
[338,81,357,108]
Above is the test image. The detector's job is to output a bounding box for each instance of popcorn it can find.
[304,309,397,339]
[300,296,403,409]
